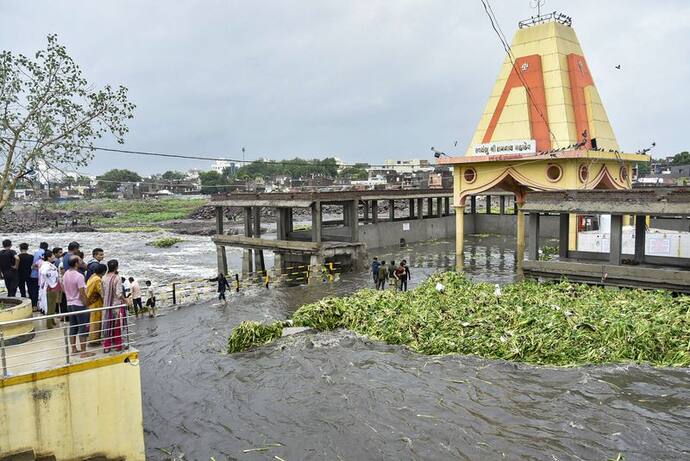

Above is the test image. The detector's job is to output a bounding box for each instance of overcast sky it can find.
[1,0,689,175]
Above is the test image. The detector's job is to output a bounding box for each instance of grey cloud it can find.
[1,0,688,175]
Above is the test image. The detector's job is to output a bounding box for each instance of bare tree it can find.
[0,34,135,213]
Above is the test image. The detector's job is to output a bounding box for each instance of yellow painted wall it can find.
[0,354,145,460]
[466,21,620,155]
[455,156,634,204]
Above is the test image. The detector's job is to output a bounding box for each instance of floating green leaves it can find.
[290,272,690,367]
[227,320,284,353]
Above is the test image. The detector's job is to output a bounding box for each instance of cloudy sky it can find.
[1,0,689,175]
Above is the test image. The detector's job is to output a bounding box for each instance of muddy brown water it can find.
[4,231,690,459]
[131,235,690,461]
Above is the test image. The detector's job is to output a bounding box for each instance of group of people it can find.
[0,239,156,358]
[370,257,411,291]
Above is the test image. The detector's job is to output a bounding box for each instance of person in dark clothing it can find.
[210,273,232,302]
[0,239,19,297]
[371,257,380,287]
[28,242,49,306]
[389,260,397,290]
[376,261,387,290]
[17,243,34,299]
[395,261,410,292]
[85,248,105,282]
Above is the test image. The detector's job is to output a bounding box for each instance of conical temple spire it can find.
[466,18,619,156]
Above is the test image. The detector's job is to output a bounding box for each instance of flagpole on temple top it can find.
[530,0,546,17]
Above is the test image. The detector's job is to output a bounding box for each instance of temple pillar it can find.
[455,206,465,271]
[516,203,526,277]
[568,214,578,251]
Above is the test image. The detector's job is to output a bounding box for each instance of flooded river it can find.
[4,231,690,459]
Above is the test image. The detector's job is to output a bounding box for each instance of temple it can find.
[438,13,650,270]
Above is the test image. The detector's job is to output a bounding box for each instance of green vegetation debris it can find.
[227,321,284,353]
[230,272,690,367]
[57,197,207,225]
[100,226,164,233]
[148,237,184,248]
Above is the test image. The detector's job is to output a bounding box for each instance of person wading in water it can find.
[210,273,232,303]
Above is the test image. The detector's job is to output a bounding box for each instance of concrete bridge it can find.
[210,189,455,276]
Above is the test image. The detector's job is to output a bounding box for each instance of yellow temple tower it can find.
[438,13,649,270]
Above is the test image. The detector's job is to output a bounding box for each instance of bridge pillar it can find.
[253,207,265,273]
[427,198,433,217]
[372,200,379,223]
[444,197,451,216]
[243,207,254,275]
[389,199,395,222]
[311,201,322,242]
[350,199,360,241]
[417,198,424,220]
[436,197,443,217]
[363,200,370,223]
[277,207,289,240]
[409,199,415,219]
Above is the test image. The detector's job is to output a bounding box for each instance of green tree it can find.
[636,161,651,176]
[0,34,135,213]
[338,165,368,180]
[97,169,141,192]
[671,151,690,165]
[161,170,186,180]
[199,170,229,194]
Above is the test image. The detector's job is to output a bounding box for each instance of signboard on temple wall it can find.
[473,139,536,156]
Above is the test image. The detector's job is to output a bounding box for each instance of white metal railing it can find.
[0,304,134,378]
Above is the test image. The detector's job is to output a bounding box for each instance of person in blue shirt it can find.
[28,242,49,306]
[371,257,380,287]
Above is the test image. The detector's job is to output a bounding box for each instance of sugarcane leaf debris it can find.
[228,273,690,367]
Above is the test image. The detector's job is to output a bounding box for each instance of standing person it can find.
[17,243,34,300]
[389,260,397,290]
[38,250,60,329]
[376,261,387,290]
[0,239,19,297]
[63,256,94,358]
[102,259,126,353]
[51,247,66,319]
[85,248,105,282]
[61,241,81,274]
[402,259,411,286]
[87,264,106,346]
[29,242,49,306]
[210,273,232,303]
[395,261,410,292]
[129,277,142,318]
[371,257,380,288]
[144,280,156,318]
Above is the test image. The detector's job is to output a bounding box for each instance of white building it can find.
[212,159,237,175]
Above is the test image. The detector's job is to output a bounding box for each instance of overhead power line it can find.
[478,0,559,149]
[1,137,445,170]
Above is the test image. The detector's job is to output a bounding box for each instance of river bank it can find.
[1,196,410,235]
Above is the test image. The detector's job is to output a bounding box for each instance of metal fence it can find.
[0,304,133,378]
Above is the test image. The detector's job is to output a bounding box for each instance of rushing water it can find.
[4,231,690,459]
